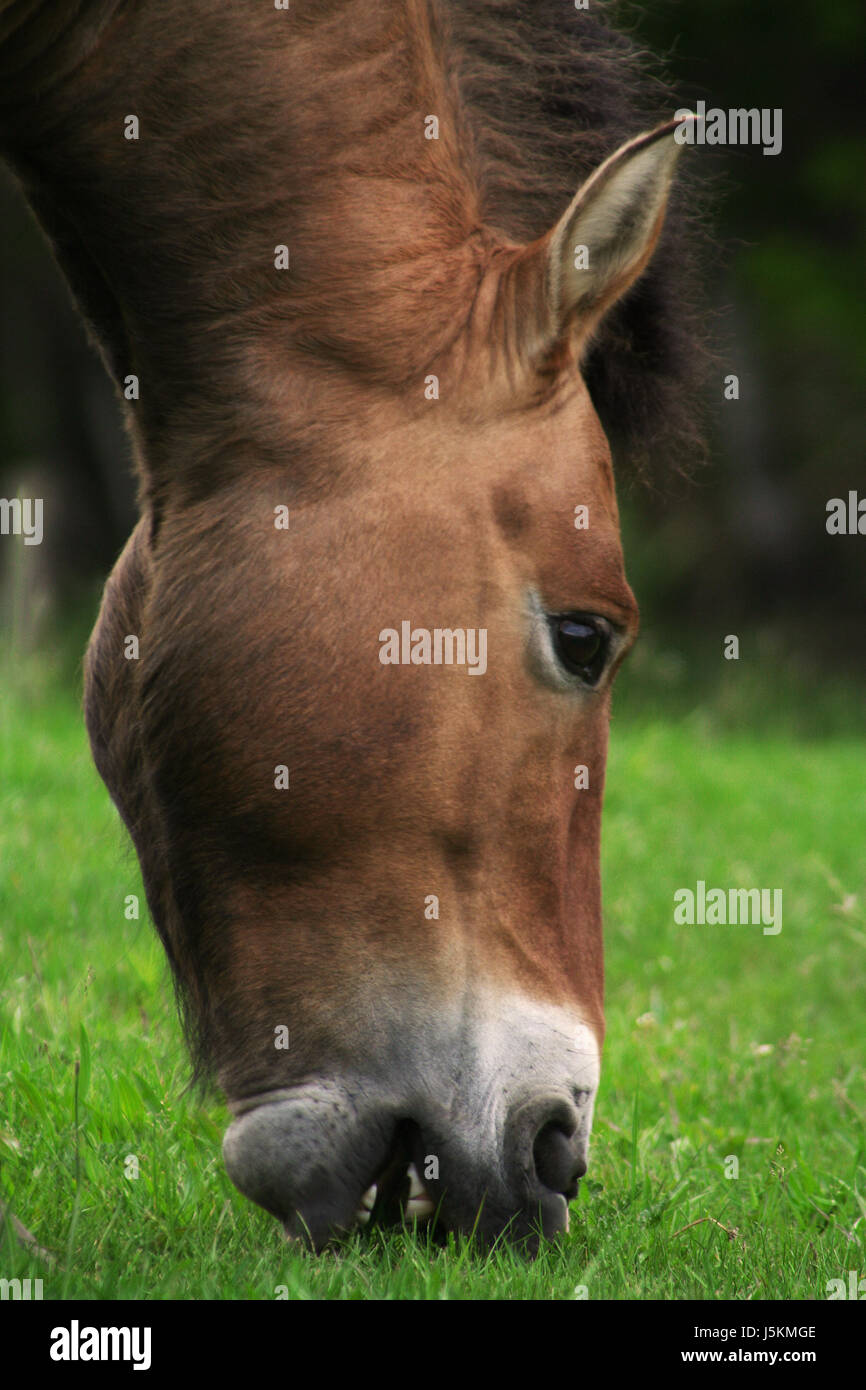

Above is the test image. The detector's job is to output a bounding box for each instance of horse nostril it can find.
[532,1120,586,1198]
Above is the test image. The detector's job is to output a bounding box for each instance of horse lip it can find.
[224,1092,439,1233]
[226,1086,310,1119]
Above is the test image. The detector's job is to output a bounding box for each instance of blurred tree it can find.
[618,0,866,660]
[0,167,136,643]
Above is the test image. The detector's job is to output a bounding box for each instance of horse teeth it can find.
[356,1171,435,1226]
[405,1163,434,1219]
[406,1163,426,1199]
[405,1195,435,1221]
[353,1183,377,1225]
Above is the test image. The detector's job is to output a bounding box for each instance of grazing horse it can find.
[0,0,703,1248]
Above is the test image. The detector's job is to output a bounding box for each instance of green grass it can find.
[1,642,864,1299]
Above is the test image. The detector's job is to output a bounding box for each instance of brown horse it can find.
[0,0,703,1249]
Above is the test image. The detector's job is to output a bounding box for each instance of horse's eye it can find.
[549,615,611,686]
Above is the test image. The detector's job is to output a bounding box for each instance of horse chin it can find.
[222,1083,398,1252]
[224,1094,442,1249]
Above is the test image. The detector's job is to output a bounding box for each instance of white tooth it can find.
[406,1195,435,1221]
[360,1184,377,1212]
[356,1208,372,1225]
[406,1164,426,1199]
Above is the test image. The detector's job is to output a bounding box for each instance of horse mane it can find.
[441,0,712,474]
[3,0,709,494]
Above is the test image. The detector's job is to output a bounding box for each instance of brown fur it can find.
[1,1,705,1104]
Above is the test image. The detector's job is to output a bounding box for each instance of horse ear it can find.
[533,115,696,359]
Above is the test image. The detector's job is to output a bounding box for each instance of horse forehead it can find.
[377,396,615,523]
[488,449,617,528]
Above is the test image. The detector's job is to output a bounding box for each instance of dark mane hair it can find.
[443,0,712,474]
[2,0,709,503]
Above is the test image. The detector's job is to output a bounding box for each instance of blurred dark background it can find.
[619,0,865,677]
[1,0,864,684]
